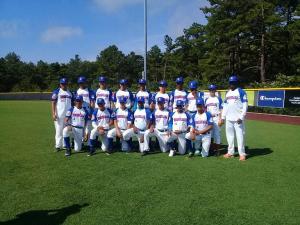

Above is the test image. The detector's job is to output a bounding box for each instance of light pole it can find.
[143,0,147,81]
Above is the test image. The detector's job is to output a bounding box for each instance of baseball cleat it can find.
[195,150,200,156]
[188,152,194,158]
[239,155,246,161]
[168,150,175,157]
[55,148,61,152]
[223,153,234,158]
[65,150,71,157]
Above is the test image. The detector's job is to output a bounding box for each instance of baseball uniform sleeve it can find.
[51,89,59,102]
[206,112,214,125]
[239,88,248,120]
[168,112,174,131]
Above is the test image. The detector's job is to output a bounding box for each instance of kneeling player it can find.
[123,97,153,155]
[186,98,213,157]
[88,98,113,156]
[107,97,133,152]
[167,100,190,157]
[63,96,90,156]
[144,97,172,153]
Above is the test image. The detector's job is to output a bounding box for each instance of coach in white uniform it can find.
[135,79,152,109]
[113,79,134,109]
[95,76,113,109]
[169,76,188,111]
[123,97,153,155]
[107,96,134,152]
[89,98,113,156]
[63,96,90,156]
[167,100,191,157]
[205,84,223,153]
[51,78,73,150]
[151,80,170,110]
[186,98,213,157]
[143,97,172,153]
[221,75,248,161]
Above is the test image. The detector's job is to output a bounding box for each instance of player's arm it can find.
[240,89,248,121]
[51,90,58,121]
[91,110,98,129]
[128,110,134,129]
[149,93,156,111]
[167,112,174,136]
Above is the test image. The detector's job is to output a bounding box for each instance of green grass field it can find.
[0,101,300,225]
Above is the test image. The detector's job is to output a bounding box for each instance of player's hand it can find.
[237,119,243,124]
[84,134,88,142]
[218,120,223,127]
[219,119,225,127]
[116,129,122,138]
[190,131,196,140]
[98,127,105,135]
[52,114,57,121]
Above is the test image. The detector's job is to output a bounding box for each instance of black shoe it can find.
[55,148,60,152]
[141,151,147,156]
[87,151,95,157]
[65,149,71,157]
[188,152,194,158]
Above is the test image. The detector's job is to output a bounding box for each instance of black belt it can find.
[188,111,197,113]
[72,125,84,129]
[158,129,168,132]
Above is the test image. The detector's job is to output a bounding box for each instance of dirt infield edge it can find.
[246,112,300,125]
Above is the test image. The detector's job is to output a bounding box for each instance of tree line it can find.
[0,0,299,92]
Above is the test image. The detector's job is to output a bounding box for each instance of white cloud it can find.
[0,20,19,38]
[41,26,83,43]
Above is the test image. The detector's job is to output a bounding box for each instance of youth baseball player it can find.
[107,96,134,152]
[143,97,172,153]
[186,80,204,117]
[95,76,113,109]
[88,98,113,156]
[205,84,223,154]
[51,78,73,151]
[186,98,213,157]
[113,79,134,109]
[169,76,188,110]
[123,97,153,155]
[151,80,170,110]
[221,75,248,161]
[135,79,152,109]
[167,100,191,157]
[63,96,90,156]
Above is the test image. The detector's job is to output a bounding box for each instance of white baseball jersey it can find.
[66,106,90,128]
[91,108,113,130]
[170,89,188,109]
[95,88,113,109]
[76,88,95,110]
[186,92,204,112]
[191,112,213,131]
[135,90,152,108]
[114,90,134,109]
[153,109,172,130]
[51,88,73,118]
[169,111,190,132]
[111,108,133,130]
[153,92,170,109]
[133,108,153,130]
[205,96,223,116]
[222,88,248,121]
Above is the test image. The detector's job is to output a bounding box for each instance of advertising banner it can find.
[284,90,300,107]
[257,90,285,108]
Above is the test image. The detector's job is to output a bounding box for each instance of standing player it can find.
[221,75,248,161]
[88,98,113,156]
[143,97,172,153]
[113,79,134,109]
[186,98,213,157]
[51,78,73,151]
[135,79,152,109]
[205,84,223,154]
[63,96,90,156]
[95,76,113,109]
[107,97,134,152]
[123,97,153,155]
[76,76,95,140]
[167,100,190,157]
[151,80,170,110]
[186,81,204,117]
[169,76,188,111]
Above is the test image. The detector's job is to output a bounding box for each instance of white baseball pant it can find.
[54,117,65,148]
[167,132,187,155]
[185,132,211,157]
[212,117,221,144]
[123,128,145,152]
[143,129,169,152]
[90,128,109,151]
[63,126,84,151]
[225,120,246,156]
[107,128,130,151]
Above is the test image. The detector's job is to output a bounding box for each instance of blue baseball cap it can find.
[60,78,68,84]
[137,96,145,103]
[120,79,128,85]
[118,96,127,103]
[189,81,198,89]
[229,75,238,83]
[96,98,105,105]
[176,100,184,107]
[196,98,204,106]
[208,84,217,90]
[159,80,168,87]
[77,76,87,84]
[175,76,184,84]
[157,97,165,104]
[138,79,146,85]
[98,76,106,83]
[75,95,83,102]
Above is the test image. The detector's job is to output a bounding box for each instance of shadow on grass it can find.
[0,203,89,225]
[217,145,273,159]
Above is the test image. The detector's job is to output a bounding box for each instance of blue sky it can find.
[0,0,208,63]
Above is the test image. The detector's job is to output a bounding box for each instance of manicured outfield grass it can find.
[0,101,300,225]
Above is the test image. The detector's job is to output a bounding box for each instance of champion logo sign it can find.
[260,96,282,101]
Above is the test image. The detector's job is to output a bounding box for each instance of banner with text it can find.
[257,90,285,108]
[284,90,300,107]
